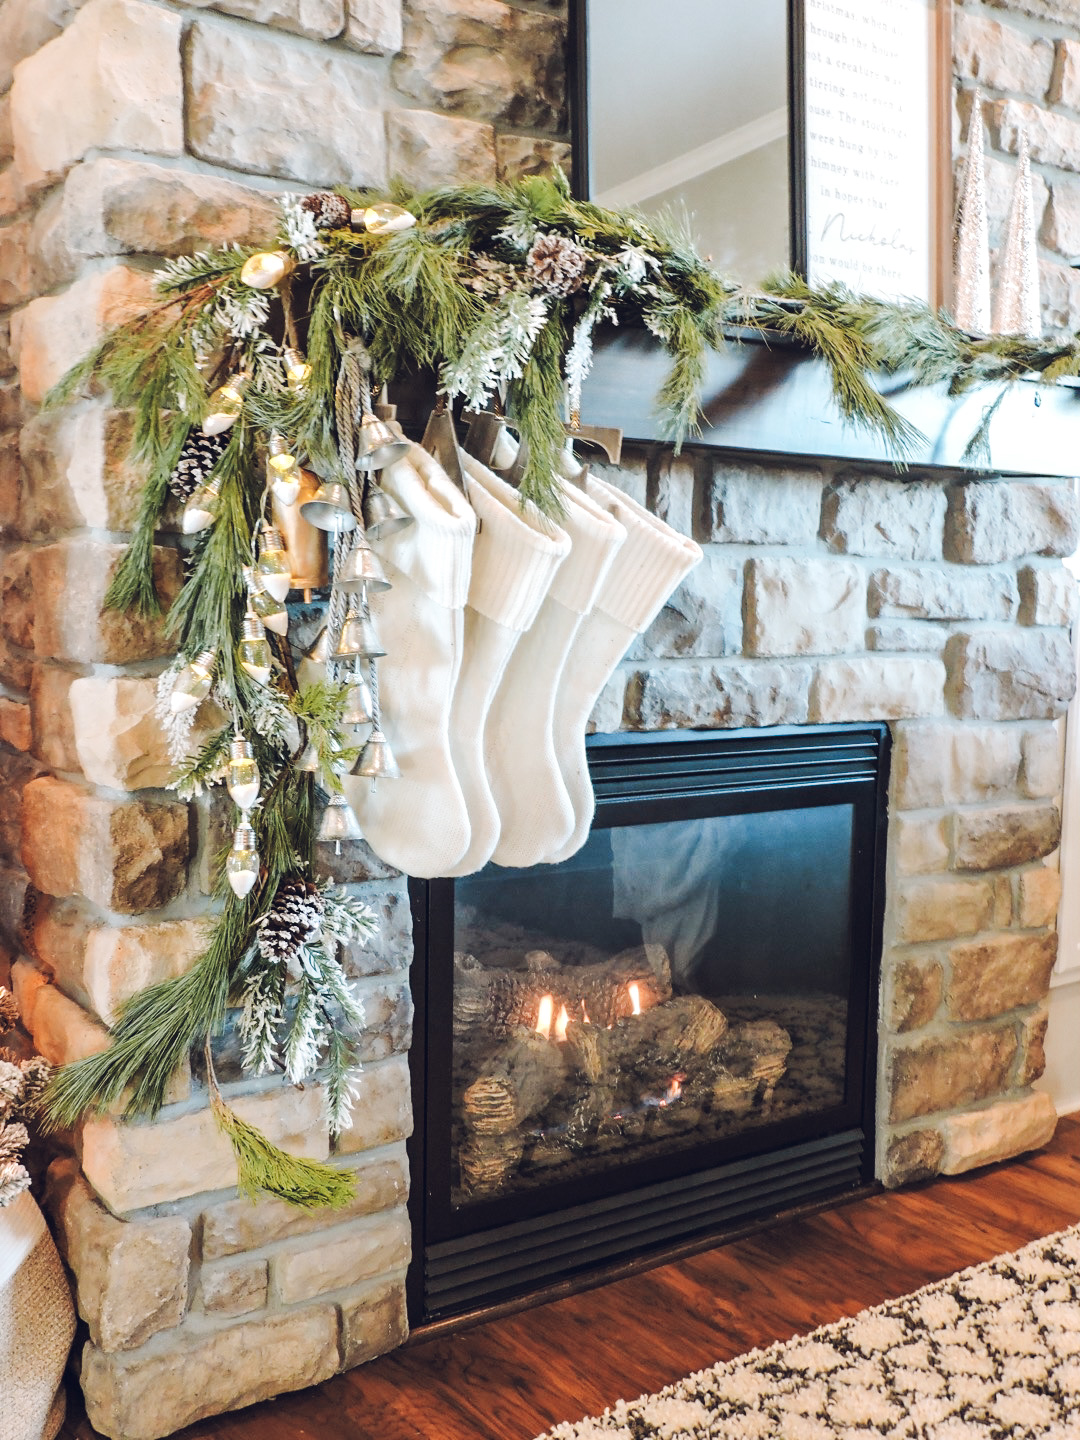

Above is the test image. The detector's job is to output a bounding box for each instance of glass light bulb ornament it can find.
[169,650,216,713]
[242,565,288,637]
[226,736,261,812]
[267,455,301,507]
[182,475,223,534]
[201,374,248,436]
[226,820,261,898]
[255,524,292,602]
[238,615,274,685]
[240,251,294,290]
[351,202,417,235]
[266,432,297,475]
[282,346,311,393]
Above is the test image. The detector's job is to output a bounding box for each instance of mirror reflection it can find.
[585,0,790,284]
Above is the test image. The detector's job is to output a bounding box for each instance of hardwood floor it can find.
[62,1113,1080,1440]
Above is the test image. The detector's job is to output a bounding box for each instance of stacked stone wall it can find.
[953,0,1080,331]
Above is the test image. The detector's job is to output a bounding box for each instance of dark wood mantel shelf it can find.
[582,328,1080,479]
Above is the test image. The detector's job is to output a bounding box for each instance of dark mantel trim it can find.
[581,328,1080,479]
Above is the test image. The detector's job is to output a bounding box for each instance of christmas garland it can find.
[37,171,1080,1212]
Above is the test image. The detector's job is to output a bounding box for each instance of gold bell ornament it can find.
[273,472,329,599]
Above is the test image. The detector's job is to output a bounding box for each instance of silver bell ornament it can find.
[301,626,331,665]
[316,792,364,854]
[300,479,358,534]
[293,739,321,773]
[334,604,386,660]
[352,728,401,781]
[337,535,391,593]
[361,485,413,542]
[355,412,409,474]
[342,672,375,726]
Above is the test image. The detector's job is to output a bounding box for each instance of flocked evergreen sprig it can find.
[36,170,1080,1210]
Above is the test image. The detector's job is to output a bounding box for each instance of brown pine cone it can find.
[301,192,353,230]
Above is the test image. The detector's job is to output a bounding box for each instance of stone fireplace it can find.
[1,0,1079,1436]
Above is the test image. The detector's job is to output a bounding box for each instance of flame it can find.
[581,999,590,1025]
[628,982,642,1016]
[535,993,554,1041]
[555,1004,570,1043]
[666,1074,684,1103]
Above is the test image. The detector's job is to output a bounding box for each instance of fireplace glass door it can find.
[410,725,888,1321]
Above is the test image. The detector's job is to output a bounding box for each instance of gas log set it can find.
[451,944,795,1200]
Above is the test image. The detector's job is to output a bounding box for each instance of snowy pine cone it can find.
[169,430,227,501]
[526,232,589,296]
[257,875,325,966]
[301,192,353,230]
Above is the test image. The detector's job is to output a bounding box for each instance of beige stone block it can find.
[744,557,865,659]
[26,895,99,1010]
[84,919,211,1025]
[68,676,172,790]
[82,1084,329,1214]
[387,108,495,189]
[942,1092,1056,1175]
[1039,258,1080,334]
[946,481,1078,565]
[0,166,25,223]
[1042,177,1080,258]
[344,0,401,52]
[882,1127,945,1189]
[952,803,1060,871]
[887,955,943,1033]
[29,538,181,664]
[635,550,741,661]
[892,721,1023,810]
[18,401,143,535]
[894,876,993,944]
[992,873,1013,929]
[985,0,1080,26]
[274,1208,410,1304]
[822,477,945,560]
[1021,722,1065,798]
[868,565,1017,622]
[10,955,49,1030]
[1055,37,1080,113]
[894,814,949,876]
[201,1144,409,1258]
[953,10,1054,97]
[334,1053,412,1154]
[33,158,281,287]
[340,1276,408,1368]
[392,0,565,132]
[29,665,78,772]
[702,463,824,547]
[1019,865,1062,929]
[0,547,34,651]
[1018,564,1078,627]
[21,775,188,913]
[947,630,1076,721]
[0,218,40,308]
[947,931,1058,1022]
[810,657,945,723]
[27,978,111,1066]
[10,264,153,406]
[1018,1007,1050,1087]
[0,0,88,94]
[81,1305,340,1440]
[496,134,572,182]
[987,97,1080,177]
[11,0,182,189]
[186,19,386,186]
[888,1027,1017,1124]
[200,1256,268,1317]
[0,96,12,165]
[46,1158,190,1352]
[0,697,30,752]
[185,0,343,40]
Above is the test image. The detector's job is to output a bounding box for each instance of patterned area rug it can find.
[536,1225,1080,1439]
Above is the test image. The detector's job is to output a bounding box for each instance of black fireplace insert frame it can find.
[407,722,890,1324]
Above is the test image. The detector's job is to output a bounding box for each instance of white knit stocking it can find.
[546,473,702,863]
[343,443,476,877]
[487,480,626,867]
[442,453,570,877]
